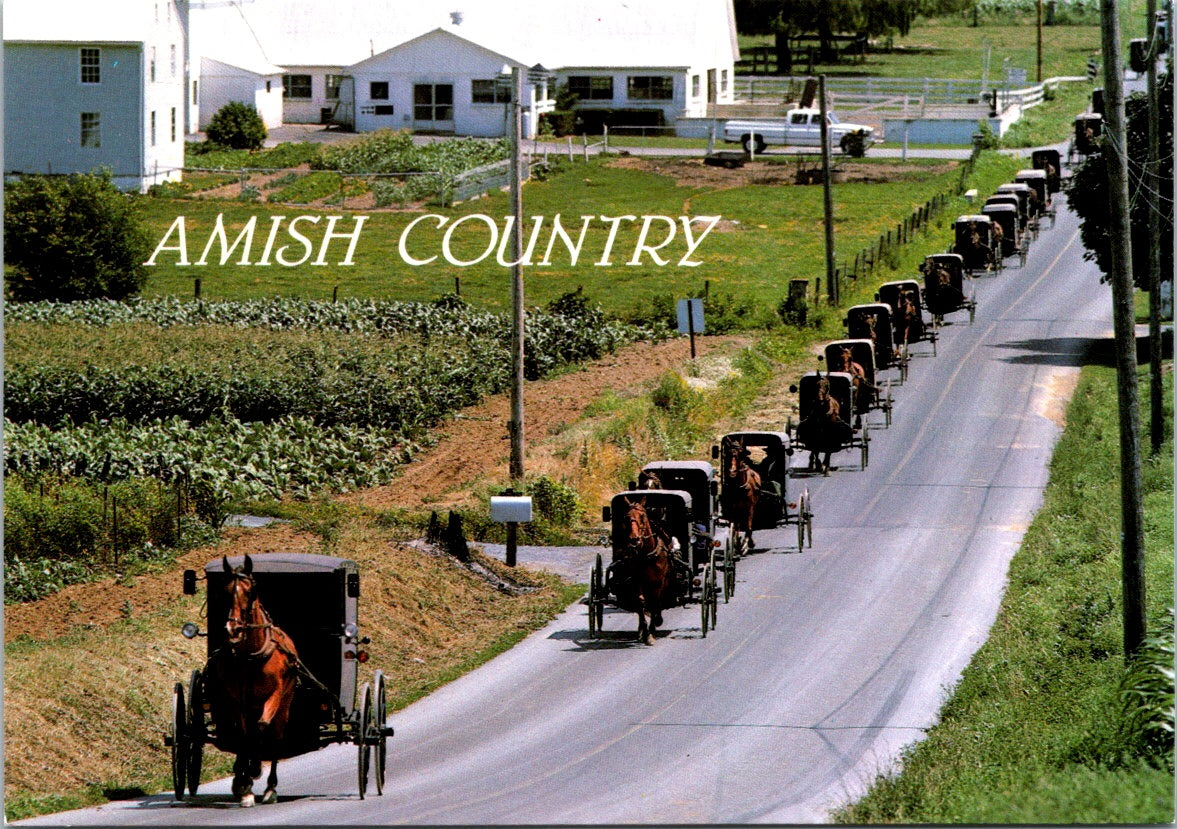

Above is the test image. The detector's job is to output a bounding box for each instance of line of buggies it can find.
[585,431,815,642]
[782,149,1062,478]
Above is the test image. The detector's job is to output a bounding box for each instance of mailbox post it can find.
[489,488,533,566]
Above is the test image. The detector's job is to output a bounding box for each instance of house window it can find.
[567,75,613,100]
[265,80,271,93]
[721,69,729,93]
[413,84,453,122]
[326,74,346,100]
[193,80,199,104]
[150,47,156,82]
[171,107,177,141]
[170,44,176,77]
[691,75,701,98]
[80,112,101,147]
[80,48,100,83]
[151,111,157,146]
[627,75,673,100]
[471,79,509,104]
[283,74,312,99]
[370,81,389,100]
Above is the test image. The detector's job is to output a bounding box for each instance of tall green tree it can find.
[1065,67,1174,288]
[4,171,151,302]
[734,0,970,71]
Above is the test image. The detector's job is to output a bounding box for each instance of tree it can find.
[4,171,151,302]
[205,101,267,150]
[733,0,970,72]
[1066,68,1174,289]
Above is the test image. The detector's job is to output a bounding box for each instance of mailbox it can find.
[489,495,533,523]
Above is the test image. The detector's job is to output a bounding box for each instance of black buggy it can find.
[1016,168,1054,227]
[588,488,720,639]
[844,302,908,382]
[712,431,814,551]
[1031,148,1062,196]
[921,253,977,325]
[787,371,869,474]
[876,279,939,357]
[981,201,1024,266]
[952,214,1000,275]
[638,460,735,600]
[823,338,893,428]
[1070,112,1103,163]
[166,553,394,802]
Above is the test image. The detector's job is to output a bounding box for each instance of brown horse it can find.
[834,346,875,426]
[723,438,761,553]
[207,555,299,807]
[797,376,852,476]
[895,289,921,347]
[610,497,673,644]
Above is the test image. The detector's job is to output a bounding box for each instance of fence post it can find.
[603,124,609,153]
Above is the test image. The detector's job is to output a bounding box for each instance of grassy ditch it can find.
[836,364,1174,824]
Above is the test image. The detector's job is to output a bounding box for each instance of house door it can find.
[413,83,454,133]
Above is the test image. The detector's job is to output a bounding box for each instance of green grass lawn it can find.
[836,364,1174,824]
[138,153,1018,319]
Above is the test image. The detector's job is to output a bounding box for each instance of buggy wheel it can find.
[186,669,205,796]
[373,670,388,796]
[723,544,736,601]
[884,389,893,428]
[861,422,871,469]
[588,553,604,637]
[968,301,976,325]
[169,681,188,802]
[802,490,814,548]
[357,683,372,800]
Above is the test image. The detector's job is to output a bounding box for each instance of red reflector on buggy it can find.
[344,650,356,660]
[357,650,370,663]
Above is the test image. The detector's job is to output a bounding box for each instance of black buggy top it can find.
[639,460,719,528]
[606,489,694,564]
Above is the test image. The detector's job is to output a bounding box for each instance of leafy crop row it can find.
[5,415,413,504]
[314,130,509,176]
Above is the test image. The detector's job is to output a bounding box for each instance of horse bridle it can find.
[225,574,278,660]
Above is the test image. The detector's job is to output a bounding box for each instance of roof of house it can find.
[192,0,738,72]
[4,0,159,43]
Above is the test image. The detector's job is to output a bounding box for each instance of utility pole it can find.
[818,74,837,306]
[1100,0,1147,657]
[1037,0,1044,82]
[1145,0,1164,456]
[508,65,525,484]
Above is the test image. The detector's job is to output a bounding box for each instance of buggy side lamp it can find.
[789,384,798,393]
[710,444,719,459]
[601,505,612,521]
[182,569,197,595]
[343,623,359,642]
[490,490,533,567]
[181,622,203,639]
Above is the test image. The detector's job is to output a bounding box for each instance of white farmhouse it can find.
[188,0,738,139]
[3,0,188,192]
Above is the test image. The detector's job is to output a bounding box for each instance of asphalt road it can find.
[18,199,1114,825]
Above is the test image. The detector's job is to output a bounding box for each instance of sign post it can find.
[676,298,704,358]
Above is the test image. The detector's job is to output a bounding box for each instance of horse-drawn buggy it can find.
[787,371,869,475]
[823,338,893,427]
[952,214,1000,274]
[921,253,977,325]
[712,431,814,554]
[844,302,908,382]
[166,553,393,805]
[1069,112,1103,163]
[876,279,939,357]
[1016,168,1054,227]
[981,201,1025,267]
[637,460,735,599]
[588,486,720,643]
[1031,148,1062,196]
[992,182,1036,241]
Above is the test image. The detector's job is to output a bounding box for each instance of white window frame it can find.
[80,112,101,147]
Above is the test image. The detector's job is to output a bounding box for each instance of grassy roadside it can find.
[836,364,1174,824]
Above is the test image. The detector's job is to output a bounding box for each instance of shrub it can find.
[205,101,267,150]
[528,475,582,527]
[4,171,150,302]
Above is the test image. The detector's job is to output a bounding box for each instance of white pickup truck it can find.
[722,108,876,156]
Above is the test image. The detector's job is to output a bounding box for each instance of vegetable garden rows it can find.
[4,294,668,600]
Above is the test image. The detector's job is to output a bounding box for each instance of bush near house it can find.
[204,101,267,150]
[3,171,151,302]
